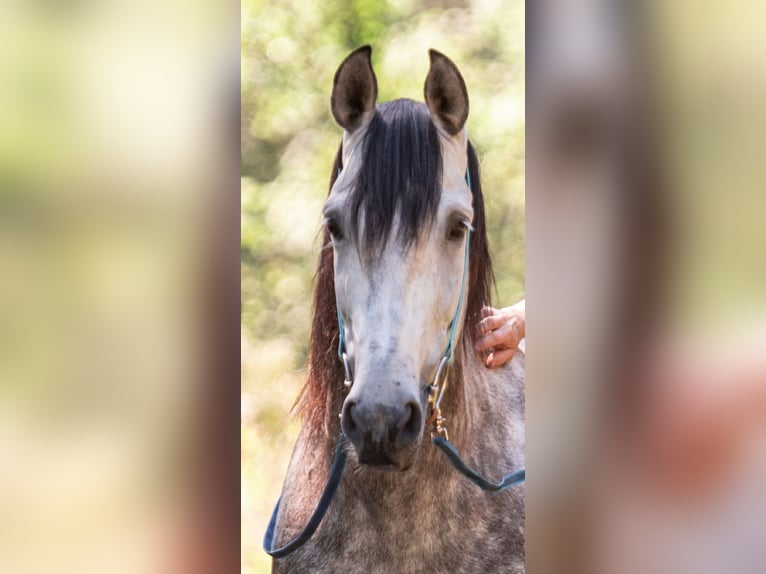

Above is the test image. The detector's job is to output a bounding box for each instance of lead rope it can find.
[263,435,348,558]
[264,169,524,560]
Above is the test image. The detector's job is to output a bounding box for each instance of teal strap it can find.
[433,436,525,491]
[337,307,346,361]
[444,226,471,365]
[442,166,473,364]
[335,169,347,362]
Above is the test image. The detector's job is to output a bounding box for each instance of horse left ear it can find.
[424,50,469,136]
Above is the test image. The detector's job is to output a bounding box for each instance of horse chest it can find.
[274,477,524,574]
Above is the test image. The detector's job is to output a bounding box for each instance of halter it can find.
[264,167,525,559]
[336,221,472,440]
[335,168,472,439]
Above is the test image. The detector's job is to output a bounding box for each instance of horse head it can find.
[325,46,478,471]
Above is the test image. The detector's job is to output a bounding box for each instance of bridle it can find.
[336,211,472,441]
[264,167,525,559]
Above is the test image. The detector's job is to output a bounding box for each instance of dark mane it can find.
[294,105,494,439]
[346,99,443,259]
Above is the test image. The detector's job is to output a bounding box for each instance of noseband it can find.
[264,168,525,559]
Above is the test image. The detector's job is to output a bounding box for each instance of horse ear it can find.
[424,49,469,136]
[331,45,378,133]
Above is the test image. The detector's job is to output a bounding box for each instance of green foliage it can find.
[241,2,523,572]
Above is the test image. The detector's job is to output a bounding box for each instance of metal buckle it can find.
[427,355,450,439]
[341,352,352,389]
[427,406,449,440]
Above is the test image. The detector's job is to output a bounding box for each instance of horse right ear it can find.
[331,45,378,133]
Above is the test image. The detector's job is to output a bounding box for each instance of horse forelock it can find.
[348,99,443,260]
[294,109,495,439]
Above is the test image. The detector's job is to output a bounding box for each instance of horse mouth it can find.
[357,449,412,471]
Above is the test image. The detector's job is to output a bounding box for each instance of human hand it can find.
[474,301,525,368]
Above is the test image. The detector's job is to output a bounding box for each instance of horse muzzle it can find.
[340,395,423,470]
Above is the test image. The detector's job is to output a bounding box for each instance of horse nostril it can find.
[341,400,362,446]
[394,401,422,448]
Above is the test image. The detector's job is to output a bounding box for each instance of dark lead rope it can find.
[263,435,348,558]
[432,437,526,490]
[264,432,525,558]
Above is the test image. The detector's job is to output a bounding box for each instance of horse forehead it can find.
[344,226,430,283]
[365,230,426,266]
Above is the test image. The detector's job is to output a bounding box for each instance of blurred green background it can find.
[241,1,524,571]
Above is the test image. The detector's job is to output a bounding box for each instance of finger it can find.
[487,347,517,368]
[476,323,519,352]
[477,315,504,337]
[508,313,525,340]
[500,315,525,343]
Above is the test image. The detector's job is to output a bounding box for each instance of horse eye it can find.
[326,217,343,240]
[447,221,467,241]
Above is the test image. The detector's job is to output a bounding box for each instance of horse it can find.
[268,46,525,573]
